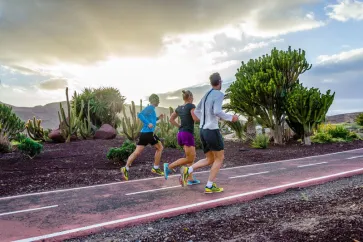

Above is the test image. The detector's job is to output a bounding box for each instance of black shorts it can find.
[137,132,160,146]
[200,129,224,153]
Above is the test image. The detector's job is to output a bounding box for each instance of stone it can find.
[94,124,117,140]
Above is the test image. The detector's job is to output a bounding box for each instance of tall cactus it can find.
[285,83,335,145]
[226,46,312,144]
[78,99,92,139]
[58,87,83,142]
[158,107,174,138]
[25,116,45,141]
[121,99,143,141]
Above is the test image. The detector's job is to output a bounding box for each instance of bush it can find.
[356,113,363,126]
[311,132,333,143]
[251,134,269,149]
[328,125,350,139]
[0,104,26,140]
[0,134,11,153]
[17,138,43,159]
[13,133,27,143]
[106,140,136,165]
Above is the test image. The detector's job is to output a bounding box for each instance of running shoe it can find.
[204,183,224,193]
[163,163,171,180]
[120,167,129,181]
[151,167,164,176]
[179,166,189,187]
[187,179,201,185]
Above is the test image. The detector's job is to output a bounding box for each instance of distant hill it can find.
[0,101,170,130]
[326,112,362,124]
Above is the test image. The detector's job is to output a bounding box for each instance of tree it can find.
[226,46,311,144]
[72,87,126,128]
[0,103,25,140]
[285,84,335,145]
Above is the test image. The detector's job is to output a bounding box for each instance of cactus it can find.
[285,83,335,145]
[0,103,25,140]
[25,116,45,141]
[157,112,174,139]
[121,99,143,141]
[78,99,92,139]
[58,87,83,142]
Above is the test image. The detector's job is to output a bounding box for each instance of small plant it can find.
[106,140,136,165]
[311,132,333,143]
[0,134,11,153]
[13,133,27,143]
[25,116,46,141]
[17,137,43,159]
[356,113,363,126]
[328,125,350,139]
[251,134,269,149]
[0,104,26,140]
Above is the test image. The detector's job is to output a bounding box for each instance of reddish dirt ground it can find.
[1,136,363,197]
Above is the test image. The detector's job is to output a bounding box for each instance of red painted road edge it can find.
[32,168,363,242]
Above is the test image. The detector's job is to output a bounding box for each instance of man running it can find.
[179,72,238,193]
[163,90,200,185]
[120,94,165,181]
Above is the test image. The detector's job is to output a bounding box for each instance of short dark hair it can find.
[209,72,221,86]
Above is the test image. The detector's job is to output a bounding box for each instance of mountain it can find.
[326,112,362,124]
[0,101,170,130]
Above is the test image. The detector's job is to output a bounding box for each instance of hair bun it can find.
[182,90,186,94]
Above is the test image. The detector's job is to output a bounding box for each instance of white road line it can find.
[13,167,363,242]
[229,171,270,179]
[346,155,363,160]
[0,205,58,217]
[297,162,328,168]
[126,186,180,196]
[2,148,363,201]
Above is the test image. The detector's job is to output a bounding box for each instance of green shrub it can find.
[0,134,12,153]
[106,140,136,165]
[0,104,26,141]
[355,113,363,126]
[13,133,27,143]
[193,125,203,150]
[251,134,269,149]
[311,132,333,143]
[327,125,350,139]
[17,138,43,159]
[161,126,179,149]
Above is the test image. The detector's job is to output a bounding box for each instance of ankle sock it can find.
[188,167,194,173]
[154,165,159,169]
[206,181,213,188]
[125,166,130,171]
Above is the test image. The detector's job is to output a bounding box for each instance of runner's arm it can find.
[137,106,151,125]
[213,93,233,121]
[193,100,202,120]
[190,106,200,122]
[169,111,180,128]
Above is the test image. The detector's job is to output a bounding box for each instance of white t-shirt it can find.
[194,89,233,130]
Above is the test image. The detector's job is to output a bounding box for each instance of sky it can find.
[0,0,362,115]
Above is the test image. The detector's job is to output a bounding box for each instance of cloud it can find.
[2,65,43,76]
[38,78,68,90]
[311,48,363,75]
[0,0,323,67]
[325,0,363,22]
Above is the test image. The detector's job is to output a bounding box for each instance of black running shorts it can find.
[137,132,160,146]
[200,129,224,153]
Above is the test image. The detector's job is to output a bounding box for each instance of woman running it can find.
[163,90,200,185]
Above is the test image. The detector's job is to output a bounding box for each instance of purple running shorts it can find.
[177,131,195,147]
